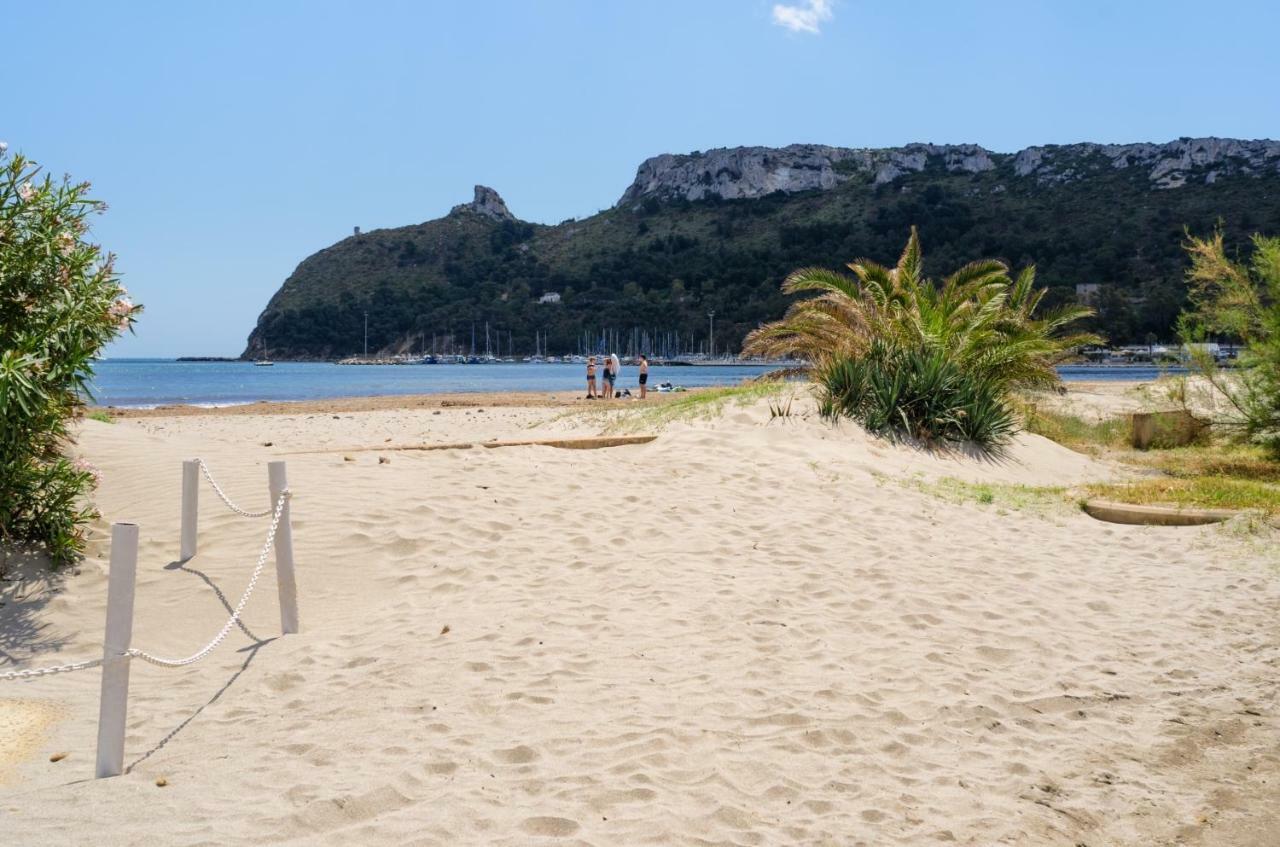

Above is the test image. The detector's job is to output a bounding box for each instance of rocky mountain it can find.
[617,139,1280,203]
[244,138,1280,360]
[451,185,515,221]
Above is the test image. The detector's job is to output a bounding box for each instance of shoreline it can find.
[94,379,1159,419]
[96,389,687,418]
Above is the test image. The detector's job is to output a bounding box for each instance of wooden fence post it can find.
[268,461,299,634]
[180,459,199,561]
[95,522,138,778]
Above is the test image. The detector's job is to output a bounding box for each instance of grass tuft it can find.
[908,475,1069,514]
[1021,406,1128,453]
[1085,477,1280,515]
[1024,405,1279,517]
[605,382,790,433]
[1123,444,1280,483]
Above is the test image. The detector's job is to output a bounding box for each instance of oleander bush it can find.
[745,227,1097,447]
[0,145,139,565]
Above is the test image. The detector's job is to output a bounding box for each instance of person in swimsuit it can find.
[586,357,597,399]
[608,353,620,399]
[601,355,616,401]
[638,354,649,399]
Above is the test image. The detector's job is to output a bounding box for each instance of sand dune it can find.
[2,392,1278,845]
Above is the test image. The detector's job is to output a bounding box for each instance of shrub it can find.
[746,227,1097,447]
[0,145,139,565]
[1178,229,1280,458]
[818,341,1017,445]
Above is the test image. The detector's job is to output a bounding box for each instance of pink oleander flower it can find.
[109,297,134,330]
[57,232,76,256]
[73,458,103,486]
[18,181,34,201]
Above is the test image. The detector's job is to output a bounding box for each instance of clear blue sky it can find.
[5,0,1278,356]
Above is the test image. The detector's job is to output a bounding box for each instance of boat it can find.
[254,336,274,366]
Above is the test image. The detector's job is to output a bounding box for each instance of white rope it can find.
[1,657,103,682]
[196,458,273,518]
[127,489,290,669]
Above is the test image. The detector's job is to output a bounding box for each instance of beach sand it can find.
[3,384,1279,845]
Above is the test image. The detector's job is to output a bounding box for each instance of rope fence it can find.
[0,657,104,682]
[127,488,289,668]
[196,457,275,519]
[0,458,299,778]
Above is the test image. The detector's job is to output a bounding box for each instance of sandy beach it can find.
[3,383,1279,845]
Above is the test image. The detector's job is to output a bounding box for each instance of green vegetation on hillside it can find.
[244,152,1280,359]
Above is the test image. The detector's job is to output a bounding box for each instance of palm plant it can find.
[744,228,1097,445]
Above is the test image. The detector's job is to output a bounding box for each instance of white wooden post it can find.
[180,459,199,561]
[96,522,138,778]
[268,461,299,634]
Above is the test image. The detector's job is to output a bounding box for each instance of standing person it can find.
[638,354,649,400]
[586,356,597,399]
[609,352,621,399]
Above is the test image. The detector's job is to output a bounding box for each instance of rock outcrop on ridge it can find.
[617,138,1280,204]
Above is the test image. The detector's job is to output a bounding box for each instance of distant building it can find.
[538,291,561,304]
[354,226,361,237]
[1075,283,1102,305]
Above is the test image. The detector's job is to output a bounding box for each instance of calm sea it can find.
[86,359,1189,408]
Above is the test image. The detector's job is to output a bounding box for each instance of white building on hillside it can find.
[538,291,561,304]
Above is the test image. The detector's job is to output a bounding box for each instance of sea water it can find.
[87,359,1188,408]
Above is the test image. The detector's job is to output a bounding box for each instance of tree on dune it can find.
[1178,228,1280,458]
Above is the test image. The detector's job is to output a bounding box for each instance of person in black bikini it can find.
[603,354,616,399]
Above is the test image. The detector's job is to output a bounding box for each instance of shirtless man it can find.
[638,354,649,399]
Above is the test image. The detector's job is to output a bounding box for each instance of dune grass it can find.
[85,409,114,424]
[907,475,1070,514]
[603,382,791,433]
[1124,443,1280,483]
[1021,406,1128,453]
[1085,477,1280,515]
[1023,405,1279,517]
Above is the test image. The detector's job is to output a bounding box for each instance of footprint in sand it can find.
[519,816,580,837]
[494,744,539,764]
